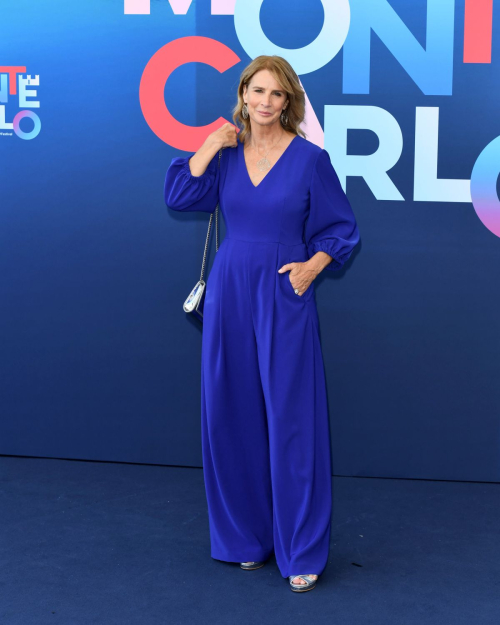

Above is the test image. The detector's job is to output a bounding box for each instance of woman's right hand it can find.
[208,123,239,150]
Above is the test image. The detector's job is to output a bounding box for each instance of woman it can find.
[164,55,360,593]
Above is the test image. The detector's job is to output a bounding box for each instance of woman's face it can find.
[243,70,289,130]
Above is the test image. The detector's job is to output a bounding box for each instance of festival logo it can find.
[0,66,41,140]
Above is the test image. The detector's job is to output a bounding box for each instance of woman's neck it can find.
[247,128,287,150]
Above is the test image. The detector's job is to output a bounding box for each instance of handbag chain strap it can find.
[199,147,223,282]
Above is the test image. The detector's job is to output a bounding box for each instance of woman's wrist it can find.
[205,134,223,152]
[306,251,333,276]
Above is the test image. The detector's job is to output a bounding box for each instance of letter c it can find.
[139,36,240,151]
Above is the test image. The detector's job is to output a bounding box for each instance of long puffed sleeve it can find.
[164,149,221,213]
[305,149,360,271]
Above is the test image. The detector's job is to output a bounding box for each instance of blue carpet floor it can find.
[1,456,498,625]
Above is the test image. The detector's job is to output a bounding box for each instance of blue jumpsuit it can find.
[164,135,360,578]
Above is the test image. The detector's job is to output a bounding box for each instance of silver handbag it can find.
[182,148,223,323]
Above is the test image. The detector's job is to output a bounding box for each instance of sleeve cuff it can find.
[178,156,216,186]
[307,240,350,271]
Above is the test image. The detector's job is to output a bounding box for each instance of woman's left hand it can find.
[278,261,317,296]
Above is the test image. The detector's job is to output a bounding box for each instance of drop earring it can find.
[280,107,288,125]
[242,103,249,119]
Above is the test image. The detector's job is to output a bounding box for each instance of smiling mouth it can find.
[258,111,271,115]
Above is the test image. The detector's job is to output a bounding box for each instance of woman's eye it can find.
[255,90,282,95]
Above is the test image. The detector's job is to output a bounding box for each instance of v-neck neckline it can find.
[240,135,299,189]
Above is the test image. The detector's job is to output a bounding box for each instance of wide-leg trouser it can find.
[201,237,332,578]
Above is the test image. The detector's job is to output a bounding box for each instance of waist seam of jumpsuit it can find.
[225,236,306,247]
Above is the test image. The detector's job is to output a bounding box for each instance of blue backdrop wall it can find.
[1,0,499,482]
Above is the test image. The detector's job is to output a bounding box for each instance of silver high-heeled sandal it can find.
[240,561,265,570]
[288,574,318,592]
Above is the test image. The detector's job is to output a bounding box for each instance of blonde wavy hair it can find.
[231,55,306,145]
